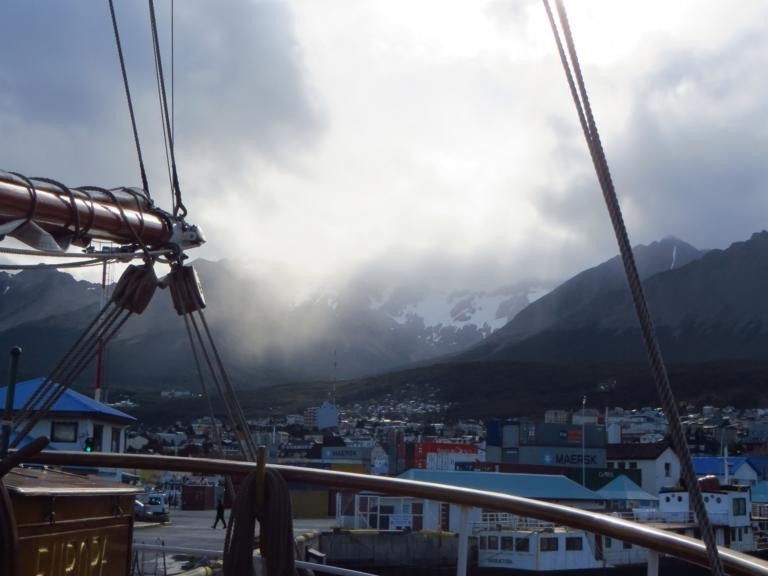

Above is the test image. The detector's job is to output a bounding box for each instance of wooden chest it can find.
[4,467,141,576]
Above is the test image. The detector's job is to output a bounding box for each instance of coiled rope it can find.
[223,468,313,576]
[543,1,723,574]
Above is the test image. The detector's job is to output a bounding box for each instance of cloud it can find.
[0,0,323,187]
[2,0,768,300]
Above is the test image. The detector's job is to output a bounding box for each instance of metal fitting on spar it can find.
[167,219,206,252]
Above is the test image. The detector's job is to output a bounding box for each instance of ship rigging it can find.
[0,1,765,575]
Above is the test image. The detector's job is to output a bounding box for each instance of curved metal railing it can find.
[23,450,768,576]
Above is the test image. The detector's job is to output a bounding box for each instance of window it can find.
[501,537,515,551]
[540,537,558,552]
[50,421,78,443]
[479,536,488,550]
[618,462,626,470]
[566,537,583,551]
[93,424,103,452]
[111,428,121,452]
[733,498,747,516]
[488,536,499,550]
[623,541,632,549]
[607,462,615,469]
[605,537,612,548]
[412,502,424,531]
[515,538,530,552]
[664,462,672,477]
[629,461,637,469]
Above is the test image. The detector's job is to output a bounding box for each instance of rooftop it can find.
[0,378,135,424]
[399,469,604,501]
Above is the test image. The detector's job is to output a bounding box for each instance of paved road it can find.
[132,509,336,574]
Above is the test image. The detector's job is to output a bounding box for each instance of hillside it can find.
[465,233,768,363]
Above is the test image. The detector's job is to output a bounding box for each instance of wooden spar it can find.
[0,173,172,247]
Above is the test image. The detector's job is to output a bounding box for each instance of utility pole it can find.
[582,395,587,487]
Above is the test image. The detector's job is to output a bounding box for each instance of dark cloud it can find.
[173,1,325,163]
[535,22,768,256]
[612,31,768,249]
[0,1,323,187]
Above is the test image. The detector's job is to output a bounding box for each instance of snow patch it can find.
[2,286,9,295]
[670,245,677,270]
[388,292,514,331]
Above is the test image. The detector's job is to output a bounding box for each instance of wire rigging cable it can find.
[9,265,157,447]
[170,266,258,461]
[107,0,151,197]
[148,0,187,219]
[543,2,724,575]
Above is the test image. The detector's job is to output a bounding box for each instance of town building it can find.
[0,378,134,453]
[692,456,759,487]
[606,442,681,496]
[336,470,606,531]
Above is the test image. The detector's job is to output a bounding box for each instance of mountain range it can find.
[464,232,768,363]
[0,258,548,390]
[3,231,768,398]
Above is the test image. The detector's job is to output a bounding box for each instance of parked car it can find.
[135,492,170,523]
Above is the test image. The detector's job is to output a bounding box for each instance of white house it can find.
[606,442,681,496]
[0,377,135,453]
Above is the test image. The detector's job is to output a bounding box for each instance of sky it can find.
[1,0,768,298]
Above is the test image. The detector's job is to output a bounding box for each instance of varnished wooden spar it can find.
[0,173,172,247]
[24,450,768,576]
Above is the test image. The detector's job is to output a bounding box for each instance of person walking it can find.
[212,498,227,529]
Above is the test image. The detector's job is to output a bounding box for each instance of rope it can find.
[81,186,153,260]
[543,2,724,574]
[8,172,38,230]
[181,298,225,456]
[223,468,312,576]
[148,0,187,219]
[10,264,158,445]
[10,307,132,446]
[0,246,163,260]
[0,259,106,270]
[174,273,257,461]
[30,177,85,245]
[107,0,151,196]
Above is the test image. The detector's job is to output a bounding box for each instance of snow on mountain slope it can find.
[374,285,551,333]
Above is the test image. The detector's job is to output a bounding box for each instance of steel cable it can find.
[148,0,187,219]
[10,301,115,432]
[544,1,724,574]
[172,268,257,460]
[107,0,151,196]
[10,308,133,446]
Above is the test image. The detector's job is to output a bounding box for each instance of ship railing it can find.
[132,543,377,576]
[475,512,556,531]
[23,450,768,576]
